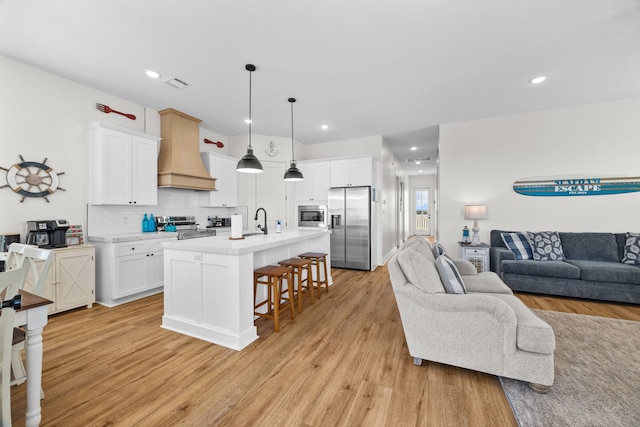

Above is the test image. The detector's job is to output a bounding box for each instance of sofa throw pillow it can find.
[432,241,446,258]
[621,232,640,265]
[527,231,565,261]
[500,232,534,260]
[435,254,466,294]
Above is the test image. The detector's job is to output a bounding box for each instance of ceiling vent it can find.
[163,77,191,89]
[405,157,432,164]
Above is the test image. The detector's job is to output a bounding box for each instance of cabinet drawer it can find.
[465,247,489,255]
[149,238,174,252]
[117,242,148,256]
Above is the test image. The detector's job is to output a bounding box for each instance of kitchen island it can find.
[161,229,331,350]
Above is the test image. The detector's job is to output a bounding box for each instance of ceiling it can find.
[1,0,639,175]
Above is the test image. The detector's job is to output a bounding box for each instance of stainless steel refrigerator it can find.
[328,186,371,270]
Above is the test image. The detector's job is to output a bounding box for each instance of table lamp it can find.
[464,204,488,245]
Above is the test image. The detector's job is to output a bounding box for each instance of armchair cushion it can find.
[464,272,513,294]
[453,259,478,276]
[397,247,444,294]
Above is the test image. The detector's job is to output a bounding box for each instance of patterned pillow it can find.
[432,241,446,258]
[501,232,533,260]
[434,254,466,294]
[621,233,640,265]
[527,231,565,261]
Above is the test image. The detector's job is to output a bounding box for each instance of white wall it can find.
[0,55,153,238]
[438,98,640,254]
[305,135,383,160]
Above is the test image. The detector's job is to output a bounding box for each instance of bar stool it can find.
[298,252,329,298]
[253,265,295,332]
[278,258,314,313]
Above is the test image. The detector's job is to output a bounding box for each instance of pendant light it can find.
[283,97,304,181]
[236,64,263,173]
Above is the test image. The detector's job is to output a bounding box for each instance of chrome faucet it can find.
[254,207,268,234]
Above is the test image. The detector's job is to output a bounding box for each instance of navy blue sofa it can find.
[490,230,640,304]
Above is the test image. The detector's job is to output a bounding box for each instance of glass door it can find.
[413,187,431,235]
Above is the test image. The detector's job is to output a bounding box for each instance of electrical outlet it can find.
[123,216,128,224]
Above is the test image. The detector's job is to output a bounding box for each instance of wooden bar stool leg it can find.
[320,255,329,294]
[286,270,296,319]
[295,266,303,313]
[304,263,315,305]
[273,275,280,332]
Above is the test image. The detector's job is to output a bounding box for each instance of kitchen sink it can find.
[242,232,266,237]
[177,229,217,240]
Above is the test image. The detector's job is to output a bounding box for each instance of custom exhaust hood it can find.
[157,108,216,190]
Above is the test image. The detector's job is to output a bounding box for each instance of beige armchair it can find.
[387,237,555,390]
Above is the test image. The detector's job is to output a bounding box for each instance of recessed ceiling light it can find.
[321,124,329,130]
[410,146,417,151]
[244,119,252,124]
[418,170,423,174]
[529,75,548,84]
[145,69,161,79]
[415,160,421,165]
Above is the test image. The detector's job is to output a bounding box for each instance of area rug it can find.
[499,310,640,427]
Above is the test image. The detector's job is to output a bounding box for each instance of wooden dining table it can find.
[14,289,53,427]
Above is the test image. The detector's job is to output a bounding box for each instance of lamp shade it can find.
[236,147,263,173]
[464,204,488,220]
[284,160,304,181]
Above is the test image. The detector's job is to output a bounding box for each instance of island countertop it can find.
[161,227,332,350]
[161,229,331,255]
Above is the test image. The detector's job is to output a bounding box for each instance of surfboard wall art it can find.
[513,176,640,197]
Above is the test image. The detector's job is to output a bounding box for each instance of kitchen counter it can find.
[88,231,179,243]
[161,229,329,255]
[161,229,331,350]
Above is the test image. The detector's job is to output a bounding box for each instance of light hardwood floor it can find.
[11,264,640,426]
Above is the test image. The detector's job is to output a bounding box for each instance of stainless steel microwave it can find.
[298,205,327,228]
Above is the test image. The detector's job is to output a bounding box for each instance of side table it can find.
[458,242,490,273]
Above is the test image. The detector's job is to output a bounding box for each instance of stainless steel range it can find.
[155,215,216,240]
[155,215,197,231]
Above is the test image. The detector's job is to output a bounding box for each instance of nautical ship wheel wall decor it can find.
[1,155,66,202]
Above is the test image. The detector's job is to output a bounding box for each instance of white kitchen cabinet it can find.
[23,245,95,315]
[200,152,238,207]
[94,237,174,306]
[330,157,372,187]
[295,161,330,202]
[88,121,161,206]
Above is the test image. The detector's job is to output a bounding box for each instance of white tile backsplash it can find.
[87,188,248,236]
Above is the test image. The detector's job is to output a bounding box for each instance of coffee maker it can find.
[26,219,70,248]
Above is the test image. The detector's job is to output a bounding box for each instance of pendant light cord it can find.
[290,99,295,159]
[248,67,253,149]
[289,97,296,160]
